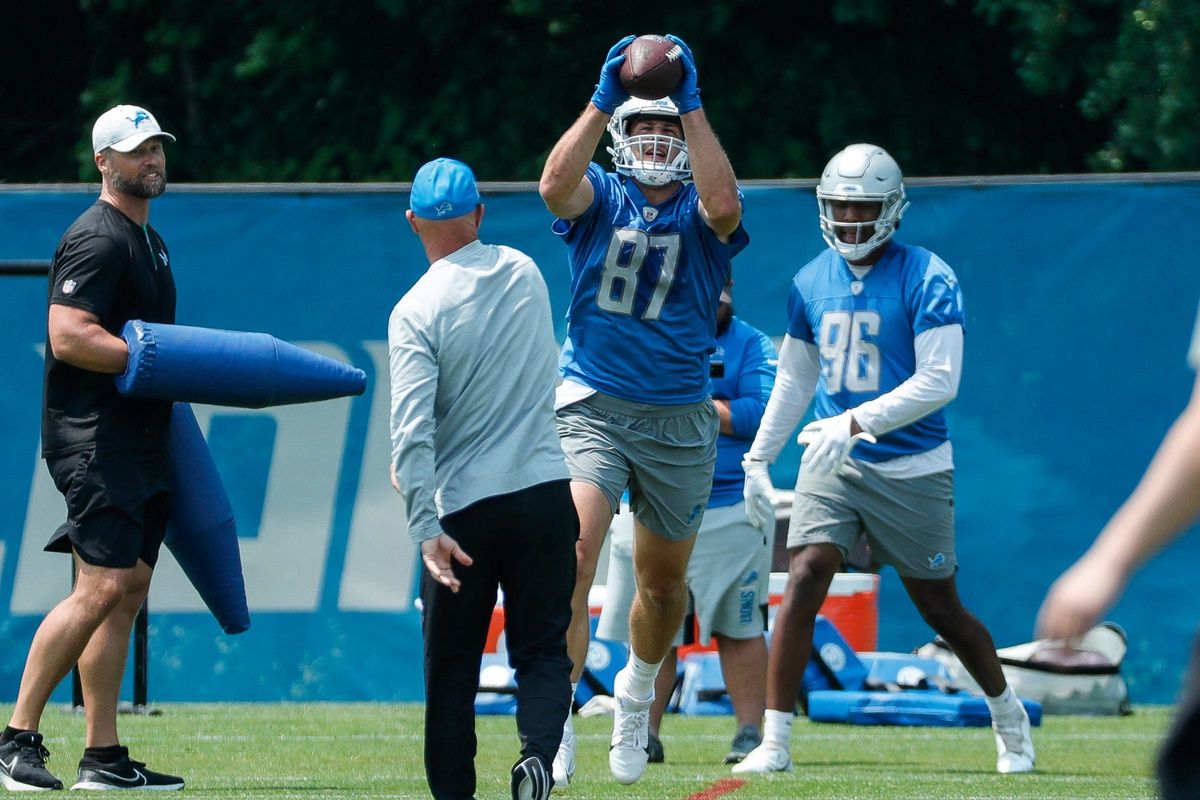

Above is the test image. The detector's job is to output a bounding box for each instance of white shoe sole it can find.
[1,773,61,791]
[730,748,793,775]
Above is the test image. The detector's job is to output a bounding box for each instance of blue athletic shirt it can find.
[553,163,749,404]
[708,317,776,507]
[787,240,965,462]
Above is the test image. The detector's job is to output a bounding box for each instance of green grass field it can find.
[16,703,1169,799]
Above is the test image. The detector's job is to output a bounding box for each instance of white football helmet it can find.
[816,143,910,260]
[607,97,690,187]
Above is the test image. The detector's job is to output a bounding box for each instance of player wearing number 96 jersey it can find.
[786,239,963,462]
[734,144,1035,779]
[540,36,747,787]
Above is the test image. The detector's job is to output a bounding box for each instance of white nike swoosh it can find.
[94,767,146,786]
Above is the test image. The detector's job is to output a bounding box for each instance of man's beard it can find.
[111,170,167,199]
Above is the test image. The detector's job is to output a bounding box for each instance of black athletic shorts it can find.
[44,447,172,569]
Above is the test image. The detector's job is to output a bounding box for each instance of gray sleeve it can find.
[388,303,442,544]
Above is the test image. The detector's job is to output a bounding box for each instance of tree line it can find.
[5,0,1198,183]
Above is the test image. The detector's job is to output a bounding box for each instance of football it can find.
[618,35,684,100]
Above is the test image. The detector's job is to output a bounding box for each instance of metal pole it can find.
[70,561,83,710]
[0,260,50,276]
[133,601,148,708]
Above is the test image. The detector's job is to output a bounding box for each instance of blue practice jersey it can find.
[554,163,749,404]
[708,317,776,507]
[787,240,965,462]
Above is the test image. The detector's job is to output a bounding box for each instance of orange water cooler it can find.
[768,571,879,653]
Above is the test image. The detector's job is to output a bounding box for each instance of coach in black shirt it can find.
[0,105,184,792]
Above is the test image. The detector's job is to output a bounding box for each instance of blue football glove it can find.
[664,34,702,113]
[591,35,635,114]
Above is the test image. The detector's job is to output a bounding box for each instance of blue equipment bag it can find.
[807,689,1043,727]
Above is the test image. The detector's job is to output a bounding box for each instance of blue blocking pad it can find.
[578,616,629,706]
[677,651,734,716]
[858,652,953,689]
[475,653,519,716]
[804,615,868,690]
[164,403,250,634]
[478,615,628,715]
[807,689,1043,727]
[115,320,367,408]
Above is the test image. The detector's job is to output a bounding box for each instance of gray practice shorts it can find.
[556,392,718,541]
[597,501,771,645]
[788,466,956,579]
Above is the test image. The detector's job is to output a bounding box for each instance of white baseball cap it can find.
[91,105,176,154]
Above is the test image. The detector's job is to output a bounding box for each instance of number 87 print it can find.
[597,229,680,320]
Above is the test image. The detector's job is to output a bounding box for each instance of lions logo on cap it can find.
[127,110,150,128]
[434,201,455,217]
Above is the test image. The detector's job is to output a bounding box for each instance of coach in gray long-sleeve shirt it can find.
[387,193,568,548]
[386,157,576,800]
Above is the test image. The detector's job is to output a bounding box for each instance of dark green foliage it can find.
[978,0,1200,170]
[3,0,1197,182]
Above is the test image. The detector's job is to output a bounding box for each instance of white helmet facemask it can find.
[816,143,910,260]
[607,97,690,187]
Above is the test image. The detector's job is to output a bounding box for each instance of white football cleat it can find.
[551,720,575,790]
[730,744,793,775]
[608,669,652,785]
[993,703,1036,774]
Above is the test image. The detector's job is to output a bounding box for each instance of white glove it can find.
[741,457,779,531]
[796,411,877,476]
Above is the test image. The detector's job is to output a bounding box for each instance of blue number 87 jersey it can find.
[553,163,748,404]
[787,240,965,462]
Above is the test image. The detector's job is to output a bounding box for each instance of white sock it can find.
[621,653,661,703]
[563,683,577,735]
[986,686,1022,720]
[762,709,793,750]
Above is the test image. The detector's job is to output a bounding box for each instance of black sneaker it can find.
[0,731,62,790]
[646,733,665,764]
[510,755,551,800]
[71,747,183,791]
[723,725,762,764]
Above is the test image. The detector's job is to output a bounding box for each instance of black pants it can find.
[422,479,577,800]
[1159,630,1200,799]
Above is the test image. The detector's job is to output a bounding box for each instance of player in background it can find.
[388,158,577,800]
[538,33,747,787]
[596,280,776,765]
[734,144,1035,776]
[1037,300,1200,798]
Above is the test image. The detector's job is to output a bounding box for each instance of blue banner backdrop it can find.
[1,178,1198,703]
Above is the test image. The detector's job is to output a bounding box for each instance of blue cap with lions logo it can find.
[410,158,481,220]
